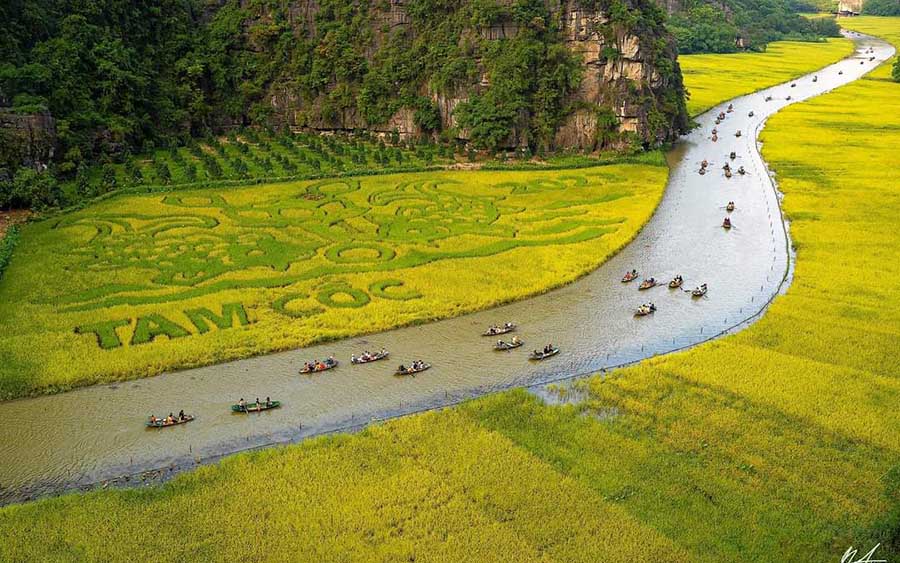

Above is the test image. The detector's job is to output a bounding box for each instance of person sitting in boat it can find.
[504,322,513,330]
[511,336,520,345]
[166,413,175,424]
[149,415,158,424]
[723,163,731,171]
[351,354,358,364]
[735,130,742,137]
[498,340,505,348]
[701,159,708,168]
[543,344,553,354]
[749,111,755,117]
[178,410,186,421]
[327,356,336,365]
[398,364,407,373]
[266,397,272,408]
[254,398,261,409]
[723,217,732,228]
[380,348,387,356]
[239,398,246,411]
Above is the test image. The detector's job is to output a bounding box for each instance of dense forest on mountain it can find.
[864,0,900,16]
[0,0,840,211]
[668,0,841,53]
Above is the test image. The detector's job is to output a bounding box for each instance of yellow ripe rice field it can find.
[680,37,853,115]
[0,161,666,399]
[2,19,898,563]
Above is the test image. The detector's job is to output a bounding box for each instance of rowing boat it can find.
[530,348,559,361]
[300,360,338,374]
[147,415,194,428]
[483,325,515,336]
[351,351,389,364]
[396,363,431,376]
[232,401,281,413]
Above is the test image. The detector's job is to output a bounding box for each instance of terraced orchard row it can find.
[65,130,459,199]
[0,162,667,399]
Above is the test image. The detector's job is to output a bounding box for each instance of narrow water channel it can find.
[0,33,892,504]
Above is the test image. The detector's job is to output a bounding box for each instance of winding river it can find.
[0,32,893,504]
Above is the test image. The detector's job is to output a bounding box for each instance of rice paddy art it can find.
[0,164,666,397]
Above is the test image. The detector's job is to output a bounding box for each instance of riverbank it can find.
[2,27,895,559]
[680,37,853,115]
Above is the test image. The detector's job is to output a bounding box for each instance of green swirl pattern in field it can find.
[0,163,666,398]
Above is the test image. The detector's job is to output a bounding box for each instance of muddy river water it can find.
[0,33,893,503]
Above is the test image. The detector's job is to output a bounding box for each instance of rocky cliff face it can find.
[0,109,56,172]
[260,0,688,151]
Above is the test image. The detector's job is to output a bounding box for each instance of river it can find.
[0,32,892,504]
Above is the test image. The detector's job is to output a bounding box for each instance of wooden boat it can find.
[300,359,338,374]
[147,415,194,428]
[495,340,524,351]
[668,277,683,289]
[483,324,515,336]
[621,271,639,283]
[351,351,389,364]
[692,286,708,298]
[396,363,431,376]
[638,278,657,290]
[530,348,560,361]
[634,304,657,317]
[726,202,735,212]
[232,401,281,413]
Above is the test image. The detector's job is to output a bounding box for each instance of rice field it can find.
[680,37,853,115]
[0,159,667,398]
[2,17,898,562]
